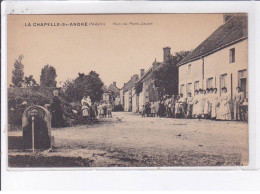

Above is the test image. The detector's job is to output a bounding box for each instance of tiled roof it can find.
[136,67,152,84]
[178,14,248,66]
[108,84,120,95]
[122,75,139,93]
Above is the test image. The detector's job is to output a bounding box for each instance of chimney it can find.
[113,82,116,87]
[163,47,171,62]
[140,69,145,77]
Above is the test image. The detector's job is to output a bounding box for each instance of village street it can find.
[8,112,248,167]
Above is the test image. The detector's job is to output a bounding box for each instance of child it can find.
[241,98,248,121]
[82,102,89,119]
[151,102,156,117]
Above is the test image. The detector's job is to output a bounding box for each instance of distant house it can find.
[102,82,120,107]
[178,14,248,99]
[133,47,172,112]
[120,74,139,112]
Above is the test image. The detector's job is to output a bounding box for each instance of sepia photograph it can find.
[7,13,248,168]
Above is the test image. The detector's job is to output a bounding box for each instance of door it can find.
[240,78,247,98]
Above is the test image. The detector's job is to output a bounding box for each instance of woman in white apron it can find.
[217,87,232,120]
[211,88,219,119]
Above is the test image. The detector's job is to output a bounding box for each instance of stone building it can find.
[102,82,120,107]
[133,47,172,112]
[120,74,139,112]
[178,14,248,99]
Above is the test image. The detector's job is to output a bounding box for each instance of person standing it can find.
[107,101,112,118]
[192,90,199,118]
[98,102,104,118]
[86,96,92,107]
[158,100,165,117]
[175,94,186,118]
[171,95,176,118]
[102,101,107,118]
[203,88,211,119]
[186,92,193,118]
[151,102,156,117]
[233,86,245,121]
[211,88,219,119]
[217,87,232,120]
[81,96,88,106]
[50,90,64,128]
[81,102,89,119]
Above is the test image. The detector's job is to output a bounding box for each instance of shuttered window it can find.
[229,48,235,63]
[194,81,200,92]
[206,77,213,89]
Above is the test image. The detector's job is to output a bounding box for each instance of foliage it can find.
[62,71,104,103]
[8,87,52,128]
[40,65,57,87]
[8,86,83,129]
[152,51,191,98]
[12,55,24,87]
[24,75,38,87]
[135,81,143,94]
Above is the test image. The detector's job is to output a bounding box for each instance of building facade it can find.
[178,14,248,99]
[102,82,120,109]
[134,47,172,112]
[121,74,139,112]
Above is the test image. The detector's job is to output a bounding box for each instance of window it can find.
[188,64,191,75]
[194,81,200,92]
[186,83,192,95]
[238,69,247,97]
[229,48,235,63]
[180,84,185,95]
[206,77,213,89]
[220,74,227,89]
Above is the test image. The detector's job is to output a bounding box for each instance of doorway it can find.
[240,78,247,97]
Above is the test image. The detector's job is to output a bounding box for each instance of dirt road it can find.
[8,112,248,167]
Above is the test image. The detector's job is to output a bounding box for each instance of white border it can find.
[1,0,260,190]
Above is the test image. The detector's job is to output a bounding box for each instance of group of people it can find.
[81,96,113,120]
[48,92,114,127]
[141,86,248,121]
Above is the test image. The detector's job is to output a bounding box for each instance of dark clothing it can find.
[89,106,96,120]
[23,117,51,149]
[103,107,107,117]
[158,103,166,117]
[50,96,64,128]
[145,103,151,116]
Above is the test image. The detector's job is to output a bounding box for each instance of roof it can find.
[108,84,120,95]
[178,14,248,66]
[136,60,162,84]
[122,74,139,93]
[136,67,152,84]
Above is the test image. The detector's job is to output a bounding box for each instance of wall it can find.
[179,39,248,98]
[120,89,124,106]
[124,90,132,112]
[132,87,139,113]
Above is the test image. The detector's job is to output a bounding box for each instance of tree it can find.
[63,71,104,103]
[135,81,143,95]
[12,55,24,87]
[152,51,191,98]
[24,75,38,87]
[40,65,57,87]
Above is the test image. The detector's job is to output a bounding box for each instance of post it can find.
[202,57,205,89]
[32,116,35,153]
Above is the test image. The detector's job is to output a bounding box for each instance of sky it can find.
[8,14,223,89]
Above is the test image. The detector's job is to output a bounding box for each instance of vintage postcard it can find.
[7,13,248,168]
